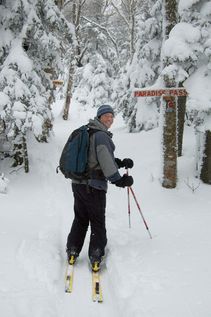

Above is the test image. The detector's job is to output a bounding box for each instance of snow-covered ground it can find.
[1,101,211,317]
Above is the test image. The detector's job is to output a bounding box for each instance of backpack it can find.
[58,125,95,180]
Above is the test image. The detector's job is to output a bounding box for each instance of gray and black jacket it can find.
[72,117,121,192]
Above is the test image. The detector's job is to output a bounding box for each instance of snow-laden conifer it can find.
[178,0,211,182]
[0,0,74,171]
[114,0,162,132]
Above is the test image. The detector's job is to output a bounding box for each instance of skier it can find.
[66,104,134,272]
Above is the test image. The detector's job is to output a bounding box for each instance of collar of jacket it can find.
[88,117,113,138]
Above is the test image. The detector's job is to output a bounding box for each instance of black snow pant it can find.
[66,183,107,259]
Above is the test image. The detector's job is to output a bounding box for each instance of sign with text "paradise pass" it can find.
[134,88,187,97]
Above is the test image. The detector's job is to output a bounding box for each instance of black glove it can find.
[112,174,134,188]
[122,158,134,169]
[115,158,134,169]
[115,158,124,168]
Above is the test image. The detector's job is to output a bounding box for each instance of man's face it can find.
[99,113,114,129]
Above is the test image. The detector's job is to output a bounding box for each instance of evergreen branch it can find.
[81,16,118,54]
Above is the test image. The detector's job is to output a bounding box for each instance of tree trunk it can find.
[162,96,177,188]
[177,82,186,157]
[63,1,83,120]
[129,1,135,62]
[200,130,211,184]
[55,0,64,10]
[22,136,29,173]
[12,133,29,173]
[162,0,178,189]
[63,62,75,120]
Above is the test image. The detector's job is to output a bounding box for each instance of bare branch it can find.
[110,0,130,28]
[184,178,200,193]
[76,46,87,66]
[102,0,111,14]
[63,0,72,8]
[81,0,86,6]
[63,0,86,9]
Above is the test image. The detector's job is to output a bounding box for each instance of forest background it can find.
[1,2,211,316]
[0,0,211,188]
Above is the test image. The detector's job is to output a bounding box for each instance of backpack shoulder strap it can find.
[87,125,99,135]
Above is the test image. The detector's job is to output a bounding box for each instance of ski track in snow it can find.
[1,108,211,316]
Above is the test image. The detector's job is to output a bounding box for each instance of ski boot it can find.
[90,248,103,272]
[66,247,79,265]
[91,260,101,272]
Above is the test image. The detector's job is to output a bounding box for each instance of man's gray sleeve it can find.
[95,132,121,182]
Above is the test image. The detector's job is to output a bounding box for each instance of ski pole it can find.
[129,186,152,239]
[126,169,131,228]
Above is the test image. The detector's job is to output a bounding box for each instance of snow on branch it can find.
[110,0,130,28]
[81,16,118,54]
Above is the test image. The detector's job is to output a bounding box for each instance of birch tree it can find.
[62,0,85,120]
[109,0,141,63]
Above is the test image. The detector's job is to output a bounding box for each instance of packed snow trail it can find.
[53,108,121,316]
[0,115,121,317]
[1,102,211,316]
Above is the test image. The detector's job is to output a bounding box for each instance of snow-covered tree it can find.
[177,0,211,183]
[113,0,162,132]
[158,0,211,184]
[62,0,118,113]
[0,0,74,171]
[72,53,114,108]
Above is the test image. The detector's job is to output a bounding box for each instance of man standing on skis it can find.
[66,104,134,272]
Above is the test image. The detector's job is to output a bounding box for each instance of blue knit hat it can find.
[97,105,114,118]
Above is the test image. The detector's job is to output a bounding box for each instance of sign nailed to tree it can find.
[134,86,188,189]
[134,88,187,98]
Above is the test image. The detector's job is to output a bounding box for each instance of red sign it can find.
[134,88,187,97]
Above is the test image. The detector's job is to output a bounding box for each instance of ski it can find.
[92,271,103,303]
[65,257,103,302]
[65,257,75,293]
